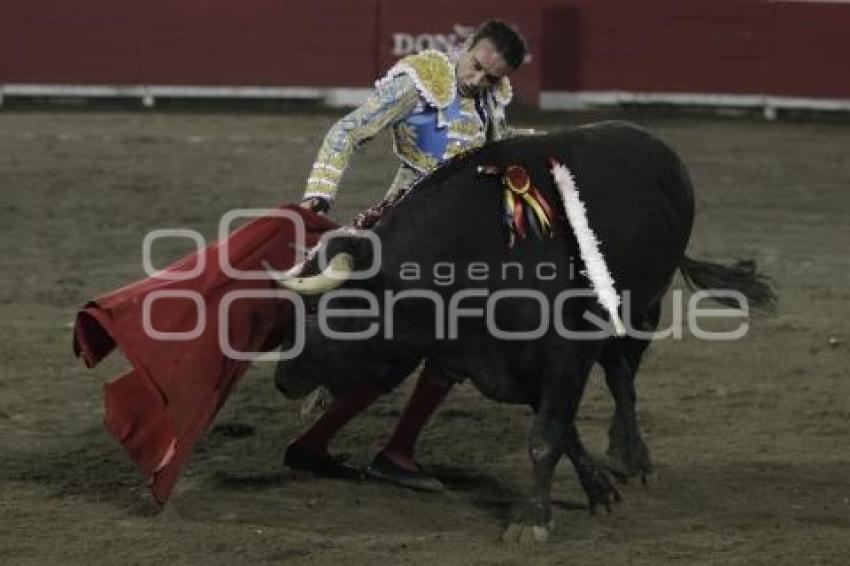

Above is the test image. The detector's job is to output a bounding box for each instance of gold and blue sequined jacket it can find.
[303,49,513,202]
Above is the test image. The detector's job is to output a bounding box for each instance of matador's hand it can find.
[299,196,330,215]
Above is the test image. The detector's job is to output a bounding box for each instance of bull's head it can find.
[268,232,421,400]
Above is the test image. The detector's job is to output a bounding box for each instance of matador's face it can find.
[456,38,513,98]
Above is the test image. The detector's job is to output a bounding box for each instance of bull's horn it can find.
[266,253,354,295]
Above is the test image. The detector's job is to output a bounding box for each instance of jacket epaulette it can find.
[375,49,456,109]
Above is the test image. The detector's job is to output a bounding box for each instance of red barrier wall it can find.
[2,0,850,105]
[541,0,850,100]
[0,0,142,84]
[766,2,850,98]
[541,0,768,94]
[0,0,381,88]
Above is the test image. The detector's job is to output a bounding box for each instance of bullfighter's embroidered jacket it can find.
[303,49,514,202]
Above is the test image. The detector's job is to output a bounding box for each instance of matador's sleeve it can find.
[303,74,420,203]
[488,76,514,142]
[486,76,543,141]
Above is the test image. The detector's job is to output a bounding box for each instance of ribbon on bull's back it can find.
[549,158,626,336]
[73,204,337,504]
[501,164,555,246]
[487,160,624,336]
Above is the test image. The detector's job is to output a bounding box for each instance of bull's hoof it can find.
[501,520,555,544]
[365,451,445,493]
[606,436,654,484]
[580,465,622,514]
[283,442,361,480]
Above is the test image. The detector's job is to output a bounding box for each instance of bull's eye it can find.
[304,297,320,316]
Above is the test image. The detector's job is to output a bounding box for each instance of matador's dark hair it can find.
[471,19,528,70]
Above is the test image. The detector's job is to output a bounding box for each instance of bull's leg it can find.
[503,340,602,544]
[600,304,659,481]
[562,424,621,512]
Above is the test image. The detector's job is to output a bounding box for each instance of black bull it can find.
[273,121,775,541]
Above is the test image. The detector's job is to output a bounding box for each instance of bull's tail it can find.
[679,255,777,312]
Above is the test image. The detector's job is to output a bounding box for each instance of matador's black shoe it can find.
[365,450,445,493]
[283,442,361,480]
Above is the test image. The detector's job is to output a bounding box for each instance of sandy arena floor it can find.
[0,109,848,565]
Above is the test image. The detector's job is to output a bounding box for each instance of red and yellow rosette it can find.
[502,165,554,245]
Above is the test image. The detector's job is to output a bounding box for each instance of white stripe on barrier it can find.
[2,84,849,116]
[540,90,850,119]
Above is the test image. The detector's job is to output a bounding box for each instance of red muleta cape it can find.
[73,204,337,504]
